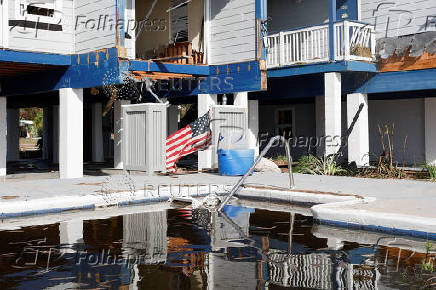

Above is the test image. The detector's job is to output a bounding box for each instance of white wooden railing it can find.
[267,20,375,68]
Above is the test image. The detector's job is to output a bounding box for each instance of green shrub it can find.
[294,154,348,176]
[425,164,436,181]
[422,241,435,273]
[31,110,43,137]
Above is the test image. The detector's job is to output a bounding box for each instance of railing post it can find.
[279,31,285,66]
[343,21,350,61]
[328,0,337,61]
[370,26,376,60]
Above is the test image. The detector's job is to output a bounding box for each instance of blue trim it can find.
[328,0,337,61]
[118,0,125,47]
[356,68,436,94]
[137,61,265,99]
[0,48,125,96]
[0,204,95,219]
[337,0,358,21]
[316,219,436,241]
[255,0,268,61]
[0,53,265,96]
[0,49,71,66]
[118,196,169,206]
[128,60,210,75]
[0,192,223,219]
[179,61,264,96]
[267,61,377,77]
[255,0,267,19]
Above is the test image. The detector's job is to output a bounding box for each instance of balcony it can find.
[266,20,376,69]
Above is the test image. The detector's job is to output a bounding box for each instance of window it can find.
[27,4,54,17]
[170,0,188,43]
[17,0,62,24]
[276,107,295,137]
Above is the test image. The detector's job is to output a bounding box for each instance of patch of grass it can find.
[425,164,436,181]
[294,154,348,176]
[422,242,435,273]
[272,155,288,163]
[426,241,434,252]
[350,44,372,58]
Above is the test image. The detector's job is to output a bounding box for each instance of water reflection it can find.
[0,203,434,289]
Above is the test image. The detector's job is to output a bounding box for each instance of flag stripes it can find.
[166,112,212,172]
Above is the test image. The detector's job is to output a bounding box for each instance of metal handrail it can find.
[218,136,295,211]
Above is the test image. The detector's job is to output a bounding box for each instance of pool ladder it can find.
[218,136,295,211]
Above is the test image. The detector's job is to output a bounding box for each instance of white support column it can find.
[315,95,325,157]
[235,92,259,155]
[114,100,130,169]
[52,105,59,164]
[234,92,248,107]
[7,108,20,162]
[425,98,436,165]
[248,100,259,156]
[198,94,217,170]
[91,103,104,162]
[167,105,179,136]
[59,219,83,254]
[59,88,83,179]
[0,97,6,176]
[324,72,342,156]
[327,237,344,250]
[42,107,50,160]
[315,96,325,157]
[347,93,369,166]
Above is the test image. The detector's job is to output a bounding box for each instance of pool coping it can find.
[0,183,435,241]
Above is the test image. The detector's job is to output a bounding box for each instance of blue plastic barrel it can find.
[218,149,255,176]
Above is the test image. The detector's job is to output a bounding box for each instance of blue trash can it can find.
[218,149,255,176]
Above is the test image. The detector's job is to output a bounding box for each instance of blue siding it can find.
[337,0,358,21]
[268,61,377,78]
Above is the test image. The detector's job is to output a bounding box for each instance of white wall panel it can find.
[74,0,117,53]
[208,0,257,64]
[360,0,436,38]
[7,0,74,54]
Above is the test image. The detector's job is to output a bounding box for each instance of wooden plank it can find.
[0,61,57,77]
[379,50,436,72]
[131,71,194,80]
[128,60,210,75]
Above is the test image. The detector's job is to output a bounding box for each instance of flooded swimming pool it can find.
[0,201,434,289]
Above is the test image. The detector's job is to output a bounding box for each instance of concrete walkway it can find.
[0,172,435,239]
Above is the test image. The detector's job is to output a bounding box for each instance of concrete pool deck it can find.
[0,172,435,239]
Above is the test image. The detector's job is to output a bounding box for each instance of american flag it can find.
[166,112,212,172]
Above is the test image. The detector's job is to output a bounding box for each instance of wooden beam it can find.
[128,60,210,75]
[267,60,377,78]
[131,71,194,80]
